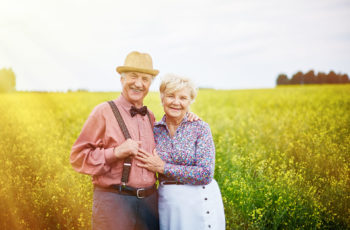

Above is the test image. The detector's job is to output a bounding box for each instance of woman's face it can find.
[162,87,192,121]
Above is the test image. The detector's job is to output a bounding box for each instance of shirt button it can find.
[208,225,211,228]
[206,211,210,214]
[204,197,208,201]
[202,186,205,189]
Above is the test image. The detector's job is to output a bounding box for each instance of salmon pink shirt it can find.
[70,95,156,188]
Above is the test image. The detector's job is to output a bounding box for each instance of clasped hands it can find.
[113,111,199,173]
[113,138,165,174]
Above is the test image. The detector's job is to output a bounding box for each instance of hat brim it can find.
[116,66,159,76]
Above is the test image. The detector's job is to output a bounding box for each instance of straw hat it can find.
[116,51,159,76]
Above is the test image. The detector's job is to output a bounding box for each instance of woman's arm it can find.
[137,122,215,185]
[136,148,165,174]
[163,123,215,185]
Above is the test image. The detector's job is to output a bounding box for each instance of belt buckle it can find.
[136,188,145,199]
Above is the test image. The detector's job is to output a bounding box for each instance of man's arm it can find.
[70,105,142,176]
[70,109,115,176]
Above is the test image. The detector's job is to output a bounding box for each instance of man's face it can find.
[120,72,153,107]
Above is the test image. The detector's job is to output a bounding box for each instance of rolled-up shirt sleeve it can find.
[163,122,215,185]
[70,106,117,176]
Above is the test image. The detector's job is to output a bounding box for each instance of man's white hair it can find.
[120,72,155,82]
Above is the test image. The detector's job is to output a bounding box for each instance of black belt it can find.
[161,181,185,185]
[94,184,156,199]
[159,175,185,185]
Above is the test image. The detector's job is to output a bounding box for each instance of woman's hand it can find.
[136,148,165,174]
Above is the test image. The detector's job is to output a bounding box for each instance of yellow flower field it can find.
[0,85,349,229]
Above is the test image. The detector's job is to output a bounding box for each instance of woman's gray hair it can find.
[159,74,197,102]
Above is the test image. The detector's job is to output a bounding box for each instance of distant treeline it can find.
[0,68,16,93]
[276,70,349,85]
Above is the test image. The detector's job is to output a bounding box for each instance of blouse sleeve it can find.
[163,122,215,185]
[70,105,117,176]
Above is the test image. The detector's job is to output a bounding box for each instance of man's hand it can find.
[187,112,200,122]
[135,149,165,173]
[114,139,142,160]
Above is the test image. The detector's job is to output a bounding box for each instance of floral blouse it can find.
[154,114,215,185]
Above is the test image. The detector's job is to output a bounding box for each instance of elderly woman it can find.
[136,74,225,230]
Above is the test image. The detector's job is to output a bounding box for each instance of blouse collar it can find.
[155,113,189,127]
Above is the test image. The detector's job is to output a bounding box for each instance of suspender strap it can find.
[107,101,153,186]
[108,101,132,185]
[146,111,153,129]
[108,101,131,139]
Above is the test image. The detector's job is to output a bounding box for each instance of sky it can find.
[0,0,349,92]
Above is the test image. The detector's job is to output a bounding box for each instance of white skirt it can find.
[158,179,225,230]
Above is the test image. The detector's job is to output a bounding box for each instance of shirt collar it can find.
[116,93,142,110]
[154,113,189,127]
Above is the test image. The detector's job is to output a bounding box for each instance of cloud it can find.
[0,0,349,91]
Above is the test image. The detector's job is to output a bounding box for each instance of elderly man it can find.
[70,51,160,230]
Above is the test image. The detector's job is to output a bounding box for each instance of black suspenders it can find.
[107,101,152,185]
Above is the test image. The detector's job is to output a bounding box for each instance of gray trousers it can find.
[92,188,159,230]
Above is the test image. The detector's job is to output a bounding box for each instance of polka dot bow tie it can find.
[130,106,148,117]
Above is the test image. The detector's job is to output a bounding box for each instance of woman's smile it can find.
[162,88,192,121]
